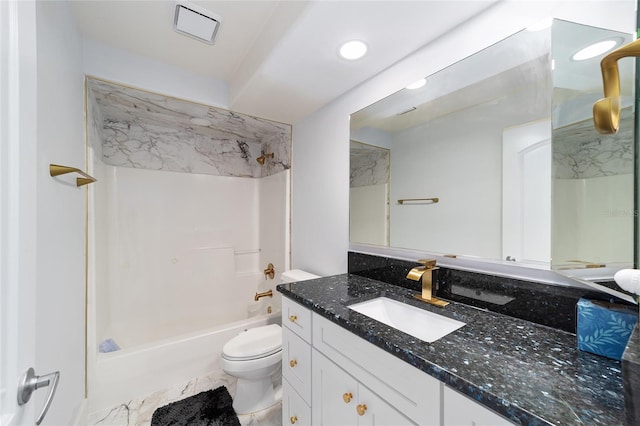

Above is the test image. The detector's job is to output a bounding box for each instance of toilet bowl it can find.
[221,323,282,414]
[221,270,320,414]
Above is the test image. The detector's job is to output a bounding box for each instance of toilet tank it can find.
[280,269,320,283]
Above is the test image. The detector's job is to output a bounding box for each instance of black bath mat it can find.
[150,386,240,426]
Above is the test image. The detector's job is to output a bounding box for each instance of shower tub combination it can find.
[85,78,291,414]
[86,163,290,413]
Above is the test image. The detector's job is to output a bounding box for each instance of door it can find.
[1,1,39,424]
[1,1,86,424]
[502,120,552,265]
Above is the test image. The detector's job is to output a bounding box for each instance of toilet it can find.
[221,269,319,414]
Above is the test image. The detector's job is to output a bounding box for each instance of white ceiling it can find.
[70,1,497,124]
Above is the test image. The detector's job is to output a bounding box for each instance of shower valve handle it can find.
[264,263,275,280]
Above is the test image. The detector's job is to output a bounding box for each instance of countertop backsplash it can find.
[348,251,629,333]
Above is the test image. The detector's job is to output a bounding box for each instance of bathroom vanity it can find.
[278,274,626,425]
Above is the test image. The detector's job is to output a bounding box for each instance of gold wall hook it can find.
[49,164,96,187]
[593,38,640,134]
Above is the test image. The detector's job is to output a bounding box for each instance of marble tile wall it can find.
[350,140,390,187]
[87,78,291,178]
[553,109,633,179]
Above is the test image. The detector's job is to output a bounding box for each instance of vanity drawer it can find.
[312,313,441,425]
[283,378,311,426]
[282,297,312,342]
[283,325,312,404]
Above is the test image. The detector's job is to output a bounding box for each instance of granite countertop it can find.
[277,274,625,426]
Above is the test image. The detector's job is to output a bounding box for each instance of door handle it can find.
[17,367,60,425]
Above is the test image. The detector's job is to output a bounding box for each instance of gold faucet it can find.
[254,289,273,301]
[406,259,449,307]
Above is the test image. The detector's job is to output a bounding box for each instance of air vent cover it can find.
[173,2,221,44]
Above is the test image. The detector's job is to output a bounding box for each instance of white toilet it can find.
[221,269,319,414]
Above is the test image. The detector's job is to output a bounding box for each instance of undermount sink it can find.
[348,297,466,343]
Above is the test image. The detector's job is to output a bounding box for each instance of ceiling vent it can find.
[173,1,222,45]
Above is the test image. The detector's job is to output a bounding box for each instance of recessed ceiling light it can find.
[405,79,426,90]
[339,40,368,60]
[572,40,618,61]
[173,1,222,45]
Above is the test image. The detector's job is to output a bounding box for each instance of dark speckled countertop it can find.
[277,274,625,426]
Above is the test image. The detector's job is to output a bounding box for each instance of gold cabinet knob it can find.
[290,415,298,424]
[356,404,367,416]
[289,359,297,368]
[342,392,353,403]
[289,315,297,323]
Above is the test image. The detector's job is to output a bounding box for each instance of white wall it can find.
[35,2,85,424]
[553,175,634,267]
[390,110,502,258]
[82,39,229,109]
[259,170,291,310]
[292,105,350,275]
[291,0,635,276]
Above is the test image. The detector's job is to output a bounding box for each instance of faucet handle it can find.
[417,259,437,268]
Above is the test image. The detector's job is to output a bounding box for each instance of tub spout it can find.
[254,289,273,301]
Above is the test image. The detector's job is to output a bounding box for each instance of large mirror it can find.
[350,18,635,274]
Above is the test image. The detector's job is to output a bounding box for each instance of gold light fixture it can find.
[593,38,640,134]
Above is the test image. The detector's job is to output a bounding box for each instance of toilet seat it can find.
[222,324,282,361]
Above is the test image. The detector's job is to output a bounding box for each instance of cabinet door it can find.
[283,326,312,403]
[358,385,417,426]
[443,386,513,426]
[283,378,311,426]
[312,350,358,425]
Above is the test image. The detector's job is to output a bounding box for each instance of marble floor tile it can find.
[87,370,281,426]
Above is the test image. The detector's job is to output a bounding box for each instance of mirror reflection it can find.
[349,19,635,273]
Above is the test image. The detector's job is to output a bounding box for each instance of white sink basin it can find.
[348,297,465,343]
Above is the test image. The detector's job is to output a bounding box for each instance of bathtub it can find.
[88,311,281,414]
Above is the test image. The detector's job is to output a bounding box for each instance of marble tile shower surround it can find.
[88,87,105,159]
[553,109,633,179]
[348,251,634,333]
[350,142,390,187]
[87,78,291,178]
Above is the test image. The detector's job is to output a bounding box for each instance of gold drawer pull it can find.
[343,392,353,403]
[357,404,367,416]
[289,315,298,323]
[289,359,297,368]
[290,415,298,424]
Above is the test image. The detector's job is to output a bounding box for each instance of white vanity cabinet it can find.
[282,297,312,426]
[312,350,415,425]
[443,386,512,426]
[312,314,440,425]
[281,296,515,426]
